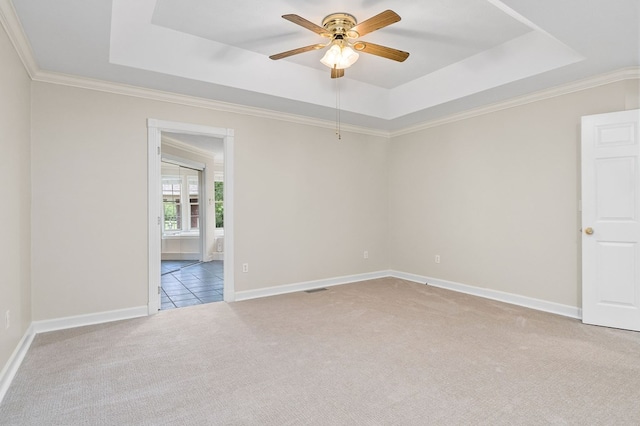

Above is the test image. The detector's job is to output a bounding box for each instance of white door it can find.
[581,109,640,331]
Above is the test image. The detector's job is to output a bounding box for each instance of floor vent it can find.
[304,288,328,294]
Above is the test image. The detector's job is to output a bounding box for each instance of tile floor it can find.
[161,259,200,275]
[161,260,224,310]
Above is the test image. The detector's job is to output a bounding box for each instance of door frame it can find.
[147,119,235,314]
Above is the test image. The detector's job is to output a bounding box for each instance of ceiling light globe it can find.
[321,44,359,70]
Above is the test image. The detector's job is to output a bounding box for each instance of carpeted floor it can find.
[1,277,639,425]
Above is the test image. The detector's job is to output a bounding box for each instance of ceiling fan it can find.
[269,10,410,78]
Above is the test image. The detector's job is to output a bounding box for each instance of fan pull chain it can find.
[335,68,341,140]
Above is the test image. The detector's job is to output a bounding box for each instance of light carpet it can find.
[1,277,639,425]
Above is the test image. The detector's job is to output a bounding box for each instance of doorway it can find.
[147,119,235,314]
[159,137,222,310]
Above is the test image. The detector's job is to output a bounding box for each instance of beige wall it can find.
[30,82,389,320]
[0,24,31,369]
[388,80,639,307]
[23,76,640,323]
[236,121,389,289]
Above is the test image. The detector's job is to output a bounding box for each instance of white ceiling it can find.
[7,0,640,131]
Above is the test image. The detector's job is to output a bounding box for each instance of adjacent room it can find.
[1,0,639,423]
[159,132,226,309]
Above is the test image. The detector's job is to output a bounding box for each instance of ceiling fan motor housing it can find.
[322,13,359,39]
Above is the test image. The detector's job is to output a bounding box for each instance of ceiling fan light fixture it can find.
[320,43,359,70]
[271,10,408,78]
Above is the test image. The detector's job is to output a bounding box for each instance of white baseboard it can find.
[31,306,148,334]
[210,252,224,261]
[1,306,147,404]
[234,270,391,302]
[161,253,200,261]
[234,269,581,319]
[389,270,582,319]
[1,271,581,405]
[0,324,35,404]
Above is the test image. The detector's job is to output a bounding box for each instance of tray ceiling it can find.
[8,0,640,131]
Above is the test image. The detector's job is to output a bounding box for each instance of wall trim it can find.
[234,270,391,302]
[236,270,581,319]
[33,70,390,138]
[389,270,582,319]
[391,67,640,137]
[161,253,200,261]
[0,324,35,404]
[1,307,146,403]
[32,68,639,140]
[0,0,37,77]
[1,271,582,403]
[31,306,148,334]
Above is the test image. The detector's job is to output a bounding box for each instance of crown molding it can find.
[28,66,640,141]
[2,0,638,140]
[31,70,392,139]
[391,67,640,137]
[0,0,37,77]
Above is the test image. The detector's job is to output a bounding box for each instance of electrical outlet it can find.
[435,255,441,264]
[242,263,249,273]
[5,310,9,330]
[364,251,369,259]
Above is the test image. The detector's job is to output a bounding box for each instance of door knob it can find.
[585,227,594,235]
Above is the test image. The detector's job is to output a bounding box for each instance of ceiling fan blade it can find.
[353,41,409,62]
[282,14,329,36]
[269,44,326,60]
[331,68,345,79]
[351,10,400,37]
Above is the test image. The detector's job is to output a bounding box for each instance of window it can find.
[215,181,224,228]
[162,165,200,235]
[162,177,182,231]
[188,175,199,230]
